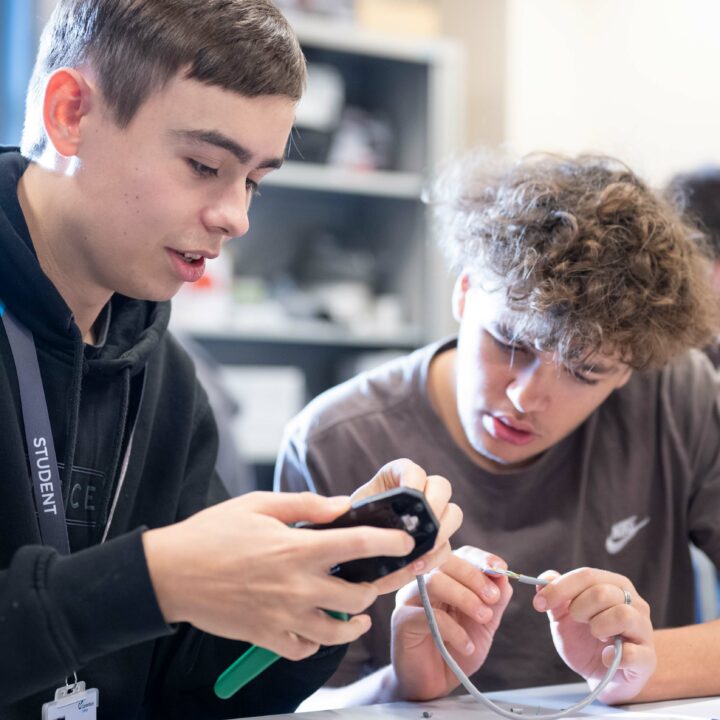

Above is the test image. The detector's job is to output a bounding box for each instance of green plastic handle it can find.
[214,610,349,699]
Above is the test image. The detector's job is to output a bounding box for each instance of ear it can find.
[451,271,472,322]
[616,367,633,389]
[42,68,94,158]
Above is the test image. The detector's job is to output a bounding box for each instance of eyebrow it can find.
[494,321,617,375]
[573,360,617,375]
[495,322,524,346]
[169,129,285,170]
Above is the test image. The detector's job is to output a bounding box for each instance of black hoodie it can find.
[0,149,343,718]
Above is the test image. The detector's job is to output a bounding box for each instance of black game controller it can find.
[305,487,440,583]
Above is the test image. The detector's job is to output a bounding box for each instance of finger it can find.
[408,504,463,576]
[291,608,373,647]
[602,639,657,675]
[433,502,464,548]
[370,542,453,596]
[449,548,510,605]
[238,491,352,524]
[261,631,321,662]
[533,570,565,617]
[534,567,638,612]
[351,458,429,501]
[395,605,476,656]
[417,567,496,622]
[306,575,379,616]
[568,583,649,626]
[588,605,654,646]
[307,525,415,565]
[421,474,452,526]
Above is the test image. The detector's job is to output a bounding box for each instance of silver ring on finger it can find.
[623,589,632,606]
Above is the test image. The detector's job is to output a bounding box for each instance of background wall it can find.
[441,0,720,184]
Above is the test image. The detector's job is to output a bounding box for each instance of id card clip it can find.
[42,674,99,719]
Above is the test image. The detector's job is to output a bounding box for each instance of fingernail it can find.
[486,556,506,570]
[534,595,547,611]
[482,584,499,601]
[413,560,425,573]
[464,641,475,655]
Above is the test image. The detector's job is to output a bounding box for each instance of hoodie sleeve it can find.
[145,385,347,716]
[0,529,172,704]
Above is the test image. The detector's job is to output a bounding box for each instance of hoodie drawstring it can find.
[61,341,84,506]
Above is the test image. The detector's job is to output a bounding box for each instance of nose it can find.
[201,183,252,238]
[506,361,551,414]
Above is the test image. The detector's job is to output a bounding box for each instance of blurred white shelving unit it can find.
[184,16,464,478]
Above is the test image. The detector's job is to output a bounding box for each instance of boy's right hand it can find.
[389,546,513,701]
[142,491,415,661]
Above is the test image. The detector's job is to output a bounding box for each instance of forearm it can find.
[297,665,399,711]
[631,620,720,702]
[0,531,170,703]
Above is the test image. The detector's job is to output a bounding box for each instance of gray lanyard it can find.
[0,301,71,555]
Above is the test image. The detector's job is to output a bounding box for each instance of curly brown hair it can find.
[432,152,719,369]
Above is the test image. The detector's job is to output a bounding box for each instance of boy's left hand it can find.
[533,567,656,705]
[350,458,463,595]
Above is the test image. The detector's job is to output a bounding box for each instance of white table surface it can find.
[242,682,720,720]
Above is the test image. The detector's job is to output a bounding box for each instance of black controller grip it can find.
[304,487,439,583]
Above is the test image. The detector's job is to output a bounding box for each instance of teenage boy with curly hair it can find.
[0,1,463,718]
[278,153,720,707]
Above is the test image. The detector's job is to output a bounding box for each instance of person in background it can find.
[667,167,720,366]
[0,1,462,718]
[278,152,720,708]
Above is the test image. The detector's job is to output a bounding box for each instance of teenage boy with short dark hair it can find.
[278,153,720,707]
[0,1,461,718]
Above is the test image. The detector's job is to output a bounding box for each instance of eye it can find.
[186,158,219,178]
[246,178,261,198]
[489,333,526,355]
[568,368,599,386]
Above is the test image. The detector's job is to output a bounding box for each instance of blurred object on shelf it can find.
[170,251,234,331]
[293,63,346,163]
[356,0,441,37]
[274,0,354,22]
[220,365,306,463]
[272,277,406,338]
[327,107,395,171]
[230,277,289,331]
[292,231,375,285]
[313,281,374,325]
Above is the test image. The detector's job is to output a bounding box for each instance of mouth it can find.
[169,248,219,263]
[481,413,537,446]
[166,248,215,283]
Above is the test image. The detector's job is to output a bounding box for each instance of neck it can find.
[17,163,112,342]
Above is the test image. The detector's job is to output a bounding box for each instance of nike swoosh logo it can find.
[605,516,650,554]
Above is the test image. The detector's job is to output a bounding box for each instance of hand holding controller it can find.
[304,487,440,582]
[215,487,439,699]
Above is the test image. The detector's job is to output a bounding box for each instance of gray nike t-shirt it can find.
[275,338,720,691]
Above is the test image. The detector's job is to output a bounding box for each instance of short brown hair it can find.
[432,152,718,369]
[22,0,305,159]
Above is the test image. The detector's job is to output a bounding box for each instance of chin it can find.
[122,284,181,302]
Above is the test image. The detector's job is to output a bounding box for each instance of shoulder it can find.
[609,349,716,411]
[606,349,719,460]
[286,341,444,447]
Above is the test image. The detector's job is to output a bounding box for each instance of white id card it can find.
[42,680,98,719]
